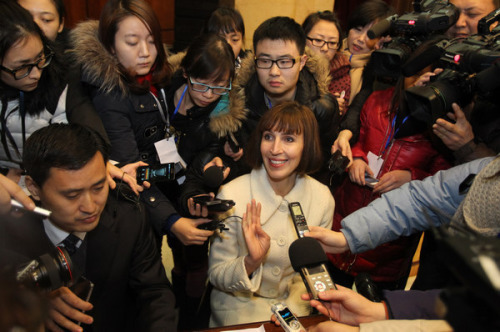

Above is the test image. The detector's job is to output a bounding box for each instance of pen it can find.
[10,199,51,217]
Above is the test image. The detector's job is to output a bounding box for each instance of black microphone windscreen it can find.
[289,237,328,272]
[203,165,224,188]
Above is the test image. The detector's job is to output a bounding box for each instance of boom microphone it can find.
[203,165,224,189]
[289,237,337,300]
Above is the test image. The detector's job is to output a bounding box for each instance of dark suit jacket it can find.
[0,193,176,331]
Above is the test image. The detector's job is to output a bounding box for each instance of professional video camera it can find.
[433,225,500,331]
[16,247,75,291]
[368,0,459,77]
[404,9,500,124]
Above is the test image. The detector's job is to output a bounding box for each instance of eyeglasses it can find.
[189,77,232,95]
[254,57,300,69]
[307,37,339,49]
[0,52,54,80]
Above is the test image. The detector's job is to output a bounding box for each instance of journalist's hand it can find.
[46,287,93,332]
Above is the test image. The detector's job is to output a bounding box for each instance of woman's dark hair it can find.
[205,7,245,38]
[347,0,395,31]
[246,101,322,175]
[181,33,235,82]
[50,0,65,23]
[98,0,171,92]
[0,0,66,115]
[390,35,448,115]
[302,11,343,51]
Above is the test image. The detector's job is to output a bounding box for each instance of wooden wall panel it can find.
[61,0,174,45]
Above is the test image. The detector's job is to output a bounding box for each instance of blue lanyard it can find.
[383,114,409,153]
[264,93,272,109]
[173,85,188,117]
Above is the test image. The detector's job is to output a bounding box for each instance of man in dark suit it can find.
[0,124,176,331]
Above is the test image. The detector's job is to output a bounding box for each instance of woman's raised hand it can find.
[242,199,270,275]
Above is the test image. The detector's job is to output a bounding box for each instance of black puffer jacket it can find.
[232,48,340,157]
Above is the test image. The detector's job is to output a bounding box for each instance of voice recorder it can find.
[289,202,309,238]
[271,303,305,332]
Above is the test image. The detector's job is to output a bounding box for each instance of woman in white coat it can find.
[208,101,335,327]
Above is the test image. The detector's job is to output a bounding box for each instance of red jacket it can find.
[330,87,451,283]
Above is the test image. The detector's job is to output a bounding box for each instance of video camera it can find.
[368,0,459,78]
[433,225,500,331]
[16,247,75,291]
[404,9,500,124]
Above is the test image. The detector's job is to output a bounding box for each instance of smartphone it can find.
[192,195,235,212]
[70,277,94,326]
[271,303,305,332]
[365,175,379,188]
[136,163,175,184]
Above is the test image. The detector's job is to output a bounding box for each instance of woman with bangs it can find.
[208,101,334,327]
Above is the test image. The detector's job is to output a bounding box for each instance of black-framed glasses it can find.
[0,52,54,80]
[254,57,300,69]
[189,77,232,95]
[307,37,339,49]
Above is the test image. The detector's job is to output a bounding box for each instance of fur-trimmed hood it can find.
[69,21,243,138]
[229,46,332,121]
[69,20,129,95]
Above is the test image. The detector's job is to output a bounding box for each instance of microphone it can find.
[203,165,225,189]
[367,14,397,39]
[289,237,337,300]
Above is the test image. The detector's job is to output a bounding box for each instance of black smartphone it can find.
[136,163,175,184]
[192,195,235,212]
[70,277,94,326]
[226,132,240,153]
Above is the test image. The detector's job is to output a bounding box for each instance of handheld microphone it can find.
[289,237,337,300]
[203,165,225,189]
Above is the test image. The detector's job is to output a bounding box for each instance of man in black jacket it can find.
[0,124,176,331]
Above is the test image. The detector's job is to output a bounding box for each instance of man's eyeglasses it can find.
[0,52,54,80]
[307,37,339,49]
[189,77,232,95]
[254,57,300,69]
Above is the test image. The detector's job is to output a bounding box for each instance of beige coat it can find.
[208,167,334,327]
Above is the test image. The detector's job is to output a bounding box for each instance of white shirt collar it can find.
[42,218,86,246]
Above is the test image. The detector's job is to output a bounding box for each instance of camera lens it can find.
[17,247,74,291]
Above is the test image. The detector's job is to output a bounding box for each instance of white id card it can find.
[154,136,186,167]
[367,151,384,178]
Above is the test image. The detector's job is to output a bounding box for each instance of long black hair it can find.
[0,0,66,115]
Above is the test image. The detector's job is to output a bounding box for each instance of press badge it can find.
[154,137,186,184]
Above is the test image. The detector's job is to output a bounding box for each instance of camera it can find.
[327,150,349,176]
[404,10,500,124]
[433,225,500,331]
[16,247,74,291]
[369,0,459,78]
